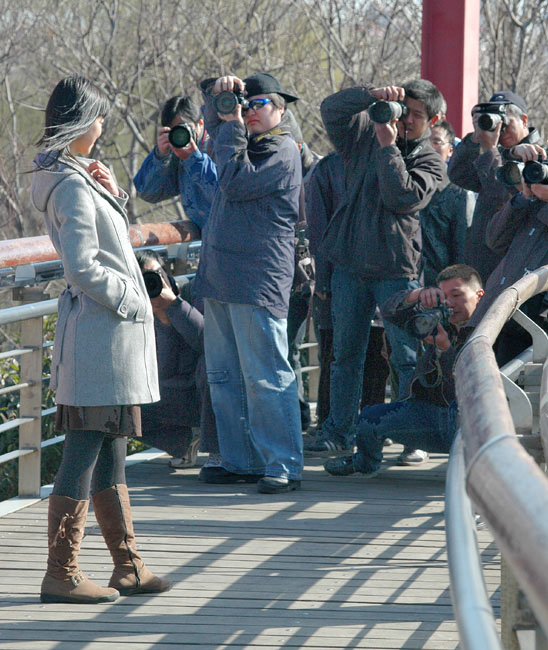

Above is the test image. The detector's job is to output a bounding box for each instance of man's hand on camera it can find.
[171,138,198,161]
[511,143,546,162]
[213,75,246,125]
[471,106,502,152]
[370,86,405,102]
[424,323,451,351]
[157,127,172,157]
[405,286,445,308]
[530,184,548,203]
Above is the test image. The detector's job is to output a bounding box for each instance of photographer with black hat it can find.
[448,90,543,284]
[195,72,304,494]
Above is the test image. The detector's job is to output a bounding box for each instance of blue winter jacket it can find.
[194,82,302,319]
[133,145,218,229]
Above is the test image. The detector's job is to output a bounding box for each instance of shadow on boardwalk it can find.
[0,448,499,649]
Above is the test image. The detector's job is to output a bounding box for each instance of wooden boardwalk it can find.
[0,446,499,649]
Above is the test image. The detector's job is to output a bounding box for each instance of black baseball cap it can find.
[243,73,299,103]
[488,91,527,114]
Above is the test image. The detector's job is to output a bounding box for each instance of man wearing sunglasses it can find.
[195,73,304,494]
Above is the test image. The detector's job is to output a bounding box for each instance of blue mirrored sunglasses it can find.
[244,98,272,112]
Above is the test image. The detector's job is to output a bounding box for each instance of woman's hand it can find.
[87,160,120,196]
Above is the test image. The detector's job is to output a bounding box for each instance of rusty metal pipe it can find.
[0,221,200,269]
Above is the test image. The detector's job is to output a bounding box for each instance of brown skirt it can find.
[55,405,142,438]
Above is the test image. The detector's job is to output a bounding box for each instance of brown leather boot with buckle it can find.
[92,484,172,595]
[40,494,120,604]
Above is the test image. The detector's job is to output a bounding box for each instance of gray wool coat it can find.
[31,153,160,407]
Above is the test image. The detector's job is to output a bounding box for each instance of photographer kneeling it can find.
[324,265,483,478]
[135,250,219,471]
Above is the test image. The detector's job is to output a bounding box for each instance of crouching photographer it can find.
[135,250,220,473]
[324,264,484,478]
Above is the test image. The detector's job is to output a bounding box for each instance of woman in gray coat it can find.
[31,75,170,604]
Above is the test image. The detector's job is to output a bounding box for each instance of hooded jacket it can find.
[448,127,543,283]
[31,153,159,406]
[319,85,445,280]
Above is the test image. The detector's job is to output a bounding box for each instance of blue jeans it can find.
[353,399,459,473]
[322,266,419,444]
[203,299,303,480]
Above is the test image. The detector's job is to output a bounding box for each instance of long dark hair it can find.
[38,75,111,154]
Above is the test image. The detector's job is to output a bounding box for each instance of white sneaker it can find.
[397,449,429,466]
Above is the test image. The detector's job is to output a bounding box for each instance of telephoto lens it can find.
[213,91,239,115]
[523,160,548,185]
[368,100,408,124]
[168,123,193,148]
[496,161,525,187]
[477,112,504,132]
[142,269,164,299]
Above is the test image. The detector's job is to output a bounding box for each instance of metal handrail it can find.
[452,266,548,640]
[446,432,503,650]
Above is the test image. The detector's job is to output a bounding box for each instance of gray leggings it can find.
[52,430,127,501]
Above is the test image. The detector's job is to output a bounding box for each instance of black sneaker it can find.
[324,456,380,478]
[199,466,263,484]
[257,476,301,494]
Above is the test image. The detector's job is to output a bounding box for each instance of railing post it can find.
[18,316,44,497]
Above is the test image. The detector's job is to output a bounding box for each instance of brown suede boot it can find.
[41,494,120,604]
[92,484,172,595]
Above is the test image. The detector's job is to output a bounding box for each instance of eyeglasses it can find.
[244,98,273,112]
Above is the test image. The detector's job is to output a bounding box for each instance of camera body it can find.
[213,90,249,115]
[142,269,164,299]
[168,123,194,148]
[497,160,525,187]
[368,100,408,124]
[475,102,509,132]
[404,303,452,340]
[497,158,548,187]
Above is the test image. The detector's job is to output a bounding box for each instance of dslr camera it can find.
[213,90,249,115]
[497,158,548,188]
[475,102,509,132]
[368,100,408,124]
[404,301,452,340]
[168,123,195,149]
[142,269,164,299]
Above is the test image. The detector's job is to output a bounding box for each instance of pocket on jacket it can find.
[207,370,229,385]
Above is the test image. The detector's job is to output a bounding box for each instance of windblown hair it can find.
[38,75,111,154]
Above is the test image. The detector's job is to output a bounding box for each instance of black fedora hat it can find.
[243,73,299,103]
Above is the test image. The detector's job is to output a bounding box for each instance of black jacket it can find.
[448,127,543,283]
[319,85,445,281]
[382,290,469,406]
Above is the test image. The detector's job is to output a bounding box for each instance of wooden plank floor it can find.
[0,446,499,649]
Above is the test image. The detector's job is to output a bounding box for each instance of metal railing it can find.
[0,222,200,500]
[448,266,548,649]
[0,222,320,503]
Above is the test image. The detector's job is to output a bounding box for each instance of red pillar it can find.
[421,0,480,138]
